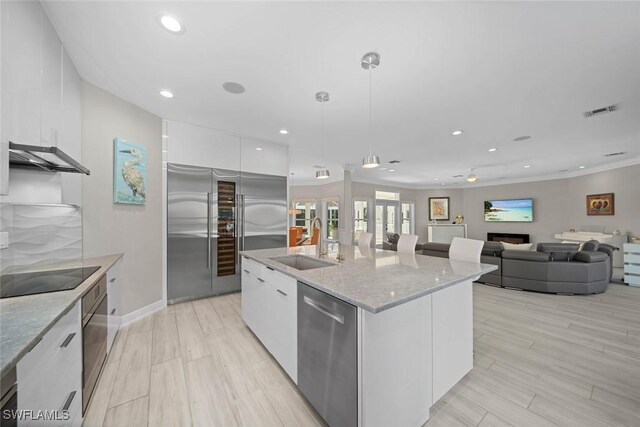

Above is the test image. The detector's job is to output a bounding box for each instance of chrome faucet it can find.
[311,217,326,256]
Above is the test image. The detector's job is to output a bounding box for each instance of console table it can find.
[555,231,626,267]
[623,243,640,287]
[427,224,467,244]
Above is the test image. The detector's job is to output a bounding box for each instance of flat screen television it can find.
[484,198,533,222]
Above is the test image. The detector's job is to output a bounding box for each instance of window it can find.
[294,201,316,236]
[375,190,400,201]
[326,199,339,240]
[353,200,369,242]
[401,203,415,234]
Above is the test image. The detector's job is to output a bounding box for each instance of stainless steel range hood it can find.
[8,141,90,175]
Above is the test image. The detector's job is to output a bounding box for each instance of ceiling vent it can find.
[388,160,401,164]
[583,104,617,118]
[604,151,626,157]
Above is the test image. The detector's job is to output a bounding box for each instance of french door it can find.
[375,201,399,246]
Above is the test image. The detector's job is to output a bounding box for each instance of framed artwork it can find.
[429,197,450,221]
[114,137,147,205]
[586,193,614,216]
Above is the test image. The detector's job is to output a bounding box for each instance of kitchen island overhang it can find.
[240,245,497,427]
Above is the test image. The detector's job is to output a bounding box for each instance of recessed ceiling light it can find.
[451,130,464,136]
[159,14,184,34]
[579,165,586,169]
[523,165,531,168]
[222,82,245,94]
[513,136,531,142]
[279,129,289,135]
[488,148,497,152]
[159,90,174,98]
[255,147,262,151]
[434,178,439,181]
[388,169,396,172]
[440,183,445,186]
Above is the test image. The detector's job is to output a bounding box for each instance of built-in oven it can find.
[81,274,108,414]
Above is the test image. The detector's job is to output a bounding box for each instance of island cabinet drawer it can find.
[242,256,264,279]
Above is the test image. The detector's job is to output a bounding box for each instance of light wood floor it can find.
[83,282,640,426]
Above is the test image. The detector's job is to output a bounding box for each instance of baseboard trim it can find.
[120,299,165,326]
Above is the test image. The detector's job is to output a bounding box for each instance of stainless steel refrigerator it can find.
[167,163,287,304]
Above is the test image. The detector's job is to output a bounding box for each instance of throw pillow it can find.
[502,242,534,251]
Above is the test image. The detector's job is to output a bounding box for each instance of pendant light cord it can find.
[369,66,373,156]
[321,100,325,163]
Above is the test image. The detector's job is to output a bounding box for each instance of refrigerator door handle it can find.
[207,191,212,269]
[241,194,246,251]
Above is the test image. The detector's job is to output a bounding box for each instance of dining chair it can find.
[397,234,419,254]
[358,232,373,249]
[449,237,484,263]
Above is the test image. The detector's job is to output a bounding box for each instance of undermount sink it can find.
[270,255,336,271]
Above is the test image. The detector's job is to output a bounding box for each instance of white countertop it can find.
[240,245,497,314]
[0,254,122,376]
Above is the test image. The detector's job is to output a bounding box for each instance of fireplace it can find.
[487,232,530,244]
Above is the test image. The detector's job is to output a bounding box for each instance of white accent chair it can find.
[449,237,484,263]
[358,232,373,249]
[397,234,419,254]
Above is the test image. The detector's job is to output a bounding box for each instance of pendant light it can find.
[361,52,381,169]
[288,172,302,215]
[315,91,331,180]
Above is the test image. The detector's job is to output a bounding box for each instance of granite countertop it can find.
[0,254,123,377]
[240,245,497,314]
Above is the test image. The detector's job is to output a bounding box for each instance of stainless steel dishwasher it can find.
[298,281,357,427]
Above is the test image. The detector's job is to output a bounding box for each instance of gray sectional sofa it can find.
[421,240,615,295]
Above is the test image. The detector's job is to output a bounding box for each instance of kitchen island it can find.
[240,245,497,427]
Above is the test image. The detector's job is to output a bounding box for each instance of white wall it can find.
[567,165,640,236]
[418,164,640,244]
[415,188,464,242]
[82,82,163,315]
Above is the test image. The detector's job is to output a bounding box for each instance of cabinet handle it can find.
[277,289,287,296]
[109,278,116,283]
[111,309,116,315]
[243,269,250,274]
[267,266,275,271]
[60,333,76,348]
[61,390,76,412]
[257,278,265,283]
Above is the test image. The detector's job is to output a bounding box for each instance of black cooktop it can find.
[0,266,101,299]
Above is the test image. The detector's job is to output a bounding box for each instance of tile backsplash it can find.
[0,204,82,274]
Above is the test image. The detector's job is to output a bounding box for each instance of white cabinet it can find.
[241,256,297,382]
[427,224,467,243]
[165,121,289,177]
[623,243,640,287]
[17,301,82,426]
[107,258,122,352]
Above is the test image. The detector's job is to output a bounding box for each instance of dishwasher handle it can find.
[303,296,344,324]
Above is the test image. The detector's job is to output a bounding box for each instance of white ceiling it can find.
[43,1,640,187]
